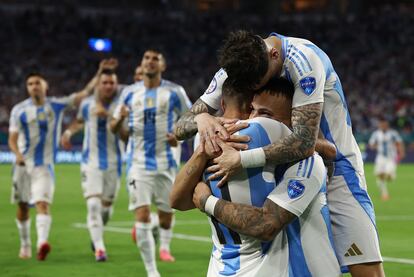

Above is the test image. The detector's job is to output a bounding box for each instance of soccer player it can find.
[171,78,341,276]
[61,69,126,261]
[368,117,405,200]
[174,30,383,276]
[111,49,191,277]
[8,63,104,260]
[134,65,144,82]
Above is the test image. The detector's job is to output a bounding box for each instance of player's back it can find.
[204,117,292,276]
[119,80,190,172]
[78,96,123,174]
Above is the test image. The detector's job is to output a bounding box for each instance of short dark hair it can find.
[25,72,45,82]
[100,69,116,76]
[222,78,254,114]
[218,30,268,91]
[257,77,294,100]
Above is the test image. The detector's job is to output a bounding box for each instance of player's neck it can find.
[143,75,161,88]
[223,109,242,120]
[31,96,45,106]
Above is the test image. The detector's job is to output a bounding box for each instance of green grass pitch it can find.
[0,164,413,276]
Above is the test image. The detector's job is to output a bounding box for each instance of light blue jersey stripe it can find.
[301,157,309,177]
[19,112,30,154]
[219,244,241,276]
[115,136,122,176]
[306,156,315,178]
[50,101,67,162]
[34,107,48,166]
[287,219,312,277]
[81,103,90,163]
[166,91,180,168]
[97,117,108,170]
[143,88,157,170]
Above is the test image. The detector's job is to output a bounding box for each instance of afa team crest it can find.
[205,77,217,94]
[287,180,305,199]
[299,77,316,95]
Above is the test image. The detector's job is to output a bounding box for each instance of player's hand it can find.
[99,58,119,71]
[94,103,109,118]
[15,153,25,166]
[223,121,249,136]
[194,113,238,154]
[206,137,242,187]
[166,133,178,147]
[225,134,250,151]
[120,105,129,119]
[193,181,212,212]
[61,130,72,150]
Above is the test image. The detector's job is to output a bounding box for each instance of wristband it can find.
[64,129,72,138]
[240,148,266,168]
[204,195,219,216]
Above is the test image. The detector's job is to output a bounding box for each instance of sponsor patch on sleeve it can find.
[287,180,305,199]
[299,77,316,96]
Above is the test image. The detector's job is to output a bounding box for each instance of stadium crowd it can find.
[0,3,413,147]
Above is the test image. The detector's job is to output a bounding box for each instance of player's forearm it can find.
[174,99,215,140]
[8,134,21,156]
[118,127,129,143]
[66,120,84,136]
[210,199,295,241]
[315,138,336,161]
[109,117,125,134]
[263,103,322,165]
[170,148,209,210]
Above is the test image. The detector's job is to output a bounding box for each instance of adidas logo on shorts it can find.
[344,243,363,257]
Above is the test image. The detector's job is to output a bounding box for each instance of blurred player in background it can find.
[111,49,191,277]
[134,65,144,82]
[369,117,405,200]
[8,64,102,260]
[171,79,340,276]
[61,64,127,261]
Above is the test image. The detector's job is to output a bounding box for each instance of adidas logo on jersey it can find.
[344,243,363,257]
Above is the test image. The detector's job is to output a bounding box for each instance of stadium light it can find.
[88,38,112,52]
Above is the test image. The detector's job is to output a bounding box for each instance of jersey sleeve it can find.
[199,68,227,111]
[391,130,402,143]
[286,45,325,108]
[175,86,192,117]
[113,87,132,120]
[9,106,21,133]
[267,155,325,217]
[368,131,378,146]
[77,99,88,121]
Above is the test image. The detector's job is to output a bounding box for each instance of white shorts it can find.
[328,169,382,268]
[11,164,55,204]
[127,168,176,213]
[81,165,120,202]
[374,156,396,179]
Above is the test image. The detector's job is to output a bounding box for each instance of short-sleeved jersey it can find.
[77,96,123,175]
[369,129,402,159]
[114,79,191,172]
[9,95,75,171]
[200,32,372,223]
[195,117,339,276]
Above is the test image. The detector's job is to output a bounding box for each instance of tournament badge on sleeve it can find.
[299,77,316,96]
[287,180,305,199]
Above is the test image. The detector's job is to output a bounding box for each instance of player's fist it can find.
[61,130,72,150]
[94,103,108,118]
[120,105,129,119]
[15,153,25,166]
[166,133,178,147]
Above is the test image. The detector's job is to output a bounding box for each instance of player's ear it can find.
[220,98,226,113]
[269,48,279,61]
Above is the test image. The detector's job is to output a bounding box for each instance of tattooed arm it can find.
[193,182,296,241]
[263,103,322,164]
[174,98,216,140]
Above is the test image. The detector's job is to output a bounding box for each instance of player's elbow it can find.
[258,223,282,242]
[169,191,186,211]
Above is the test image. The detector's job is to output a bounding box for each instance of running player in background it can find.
[175,30,384,276]
[61,68,127,261]
[8,60,107,260]
[111,49,191,277]
[171,78,340,276]
[369,117,405,200]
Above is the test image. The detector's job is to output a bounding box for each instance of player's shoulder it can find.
[161,79,187,93]
[11,98,32,113]
[122,81,144,94]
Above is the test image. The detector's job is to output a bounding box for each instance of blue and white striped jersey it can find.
[200,33,374,228]
[196,117,340,276]
[369,129,402,159]
[9,95,75,171]
[114,79,191,172]
[77,96,123,175]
